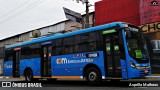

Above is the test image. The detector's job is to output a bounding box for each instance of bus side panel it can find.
[20,58,41,77]
[51,56,63,76]
[3,61,13,76]
[51,51,106,78]
[120,59,128,79]
[92,51,105,78]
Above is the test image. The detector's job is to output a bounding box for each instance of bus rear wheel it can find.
[86,67,101,86]
[25,70,33,82]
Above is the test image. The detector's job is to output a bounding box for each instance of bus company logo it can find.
[57,58,62,64]
[150,0,159,6]
[56,58,94,64]
[56,58,68,64]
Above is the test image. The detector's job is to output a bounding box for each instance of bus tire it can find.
[86,67,101,86]
[25,69,34,82]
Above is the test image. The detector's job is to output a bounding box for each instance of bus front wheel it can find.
[86,67,101,86]
[25,70,33,82]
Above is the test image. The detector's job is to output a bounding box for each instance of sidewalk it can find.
[145,74,160,79]
[0,76,11,79]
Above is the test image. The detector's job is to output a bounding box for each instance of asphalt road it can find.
[0,78,160,90]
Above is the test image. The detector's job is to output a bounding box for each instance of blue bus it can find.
[3,22,151,85]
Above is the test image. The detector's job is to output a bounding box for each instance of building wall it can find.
[20,32,30,42]
[65,20,83,31]
[140,0,160,24]
[29,22,65,39]
[95,0,140,26]
[0,60,2,75]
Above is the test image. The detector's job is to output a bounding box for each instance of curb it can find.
[145,74,160,79]
[0,77,10,79]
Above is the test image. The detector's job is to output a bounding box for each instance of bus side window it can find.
[52,31,102,55]
[5,50,13,61]
[63,36,75,54]
[79,33,89,52]
[74,31,101,53]
[52,39,62,55]
[88,32,101,51]
[88,42,97,51]
[74,35,80,53]
[31,43,40,58]
[21,47,29,59]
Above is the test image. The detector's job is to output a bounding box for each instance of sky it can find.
[0,0,101,40]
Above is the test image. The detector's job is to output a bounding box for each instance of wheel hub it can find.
[89,72,97,81]
[27,73,31,81]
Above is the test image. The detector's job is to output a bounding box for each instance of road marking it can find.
[146,76,160,78]
[137,87,147,88]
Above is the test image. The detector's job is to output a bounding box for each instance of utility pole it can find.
[74,0,90,28]
[85,0,89,28]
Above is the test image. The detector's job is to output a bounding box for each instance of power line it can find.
[0,0,46,24]
[0,0,31,19]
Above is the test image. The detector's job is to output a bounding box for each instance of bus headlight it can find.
[130,61,136,68]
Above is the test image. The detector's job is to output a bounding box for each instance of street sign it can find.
[63,7,82,23]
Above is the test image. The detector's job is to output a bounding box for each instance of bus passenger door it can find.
[103,32,122,78]
[41,45,52,77]
[13,50,20,77]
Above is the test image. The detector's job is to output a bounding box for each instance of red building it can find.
[95,0,140,26]
[95,0,160,40]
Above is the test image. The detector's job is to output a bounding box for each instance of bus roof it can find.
[6,22,123,49]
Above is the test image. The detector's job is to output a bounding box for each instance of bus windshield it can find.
[125,27,149,63]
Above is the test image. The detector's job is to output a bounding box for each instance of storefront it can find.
[139,22,160,51]
[139,22,160,40]
[139,22,160,74]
